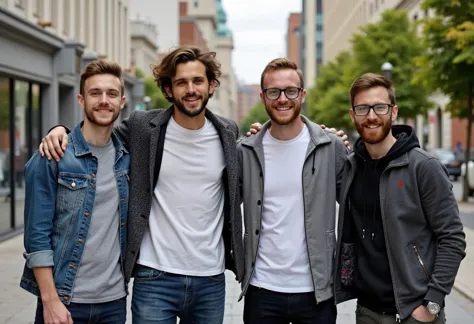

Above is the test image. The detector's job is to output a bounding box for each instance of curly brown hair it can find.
[152,46,222,102]
[80,59,124,96]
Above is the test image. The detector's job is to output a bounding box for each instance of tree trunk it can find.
[462,81,473,201]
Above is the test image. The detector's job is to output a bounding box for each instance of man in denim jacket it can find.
[20,60,130,324]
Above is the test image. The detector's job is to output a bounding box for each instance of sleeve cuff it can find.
[24,250,54,268]
[424,288,446,306]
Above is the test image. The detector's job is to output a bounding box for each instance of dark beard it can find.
[355,118,392,144]
[173,95,209,117]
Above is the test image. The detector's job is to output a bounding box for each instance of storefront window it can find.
[0,78,11,234]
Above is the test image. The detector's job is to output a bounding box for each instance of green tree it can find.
[308,10,432,129]
[239,101,269,135]
[135,68,169,110]
[307,51,356,129]
[414,0,474,201]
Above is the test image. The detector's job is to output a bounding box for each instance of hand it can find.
[245,123,263,137]
[320,124,350,150]
[42,298,73,324]
[411,305,436,322]
[40,127,69,161]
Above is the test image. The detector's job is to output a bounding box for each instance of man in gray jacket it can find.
[333,73,466,323]
[237,58,347,324]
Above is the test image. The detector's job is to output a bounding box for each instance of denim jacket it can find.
[20,122,130,304]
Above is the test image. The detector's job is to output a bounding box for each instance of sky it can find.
[224,0,302,85]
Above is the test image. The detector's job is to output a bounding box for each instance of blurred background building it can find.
[290,0,456,153]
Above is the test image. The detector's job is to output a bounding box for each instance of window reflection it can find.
[0,78,10,233]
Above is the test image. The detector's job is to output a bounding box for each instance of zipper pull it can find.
[396,314,401,323]
[362,228,366,239]
[371,232,374,240]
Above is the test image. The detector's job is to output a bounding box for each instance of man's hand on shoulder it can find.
[39,126,69,162]
[321,124,350,150]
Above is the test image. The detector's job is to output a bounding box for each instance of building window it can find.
[194,1,198,8]
[375,0,378,10]
[33,0,43,18]
[413,13,418,20]
[424,9,429,17]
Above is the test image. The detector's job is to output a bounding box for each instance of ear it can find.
[260,92,265,104]
[301,89,307,104]
[77,94,85,108]
[392,105,399,121]
[164,86,173,99]
[120,96,126,110]
[209,80,217,96]
[349,109,355,125]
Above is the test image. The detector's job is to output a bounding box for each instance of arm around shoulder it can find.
[113,110,138,148]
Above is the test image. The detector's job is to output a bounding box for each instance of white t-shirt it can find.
[250,125,314,293]
[138,117,225,276]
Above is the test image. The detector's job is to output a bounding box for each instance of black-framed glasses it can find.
[263,87,302,100]
[352,103,394,116]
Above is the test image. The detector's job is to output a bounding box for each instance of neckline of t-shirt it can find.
[266,124,308,145]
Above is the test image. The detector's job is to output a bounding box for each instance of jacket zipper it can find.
[413,245,430,280]
[379,162,408,319]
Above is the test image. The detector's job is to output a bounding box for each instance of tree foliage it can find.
[239,101,269,135]
[414,0,474,201]
[308,9,432,129]
[135,68,170,110]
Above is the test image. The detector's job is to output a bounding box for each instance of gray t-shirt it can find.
[72,140,126,303]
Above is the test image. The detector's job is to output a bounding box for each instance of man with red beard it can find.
[333,73,466,324]
[237,58,347,324]
[21,60,130,323]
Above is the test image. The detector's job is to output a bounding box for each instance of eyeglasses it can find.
[352,104,394,116]
[263,87,302,100]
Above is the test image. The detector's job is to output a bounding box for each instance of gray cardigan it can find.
[115,107,244,283]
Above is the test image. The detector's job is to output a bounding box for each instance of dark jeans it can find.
[34,297,126,324]
[131,265,226,324]
[243,285,337,324]
[356,304,446,324]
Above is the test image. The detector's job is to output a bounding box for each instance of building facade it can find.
[130,19,159,76]
[0,0,140,238]
[300,0,324,89]
[237,84,261,125]
[286,13,301,67]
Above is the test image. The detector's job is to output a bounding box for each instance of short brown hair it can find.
[152,46,222,102]
[80,59,124,96]
[349,73,396,107]
[260,58,304,90]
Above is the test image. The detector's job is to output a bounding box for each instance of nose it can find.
[366,107,378,120]
[99,92,109,104]
[277,91,288,103]
[186,81,196,94]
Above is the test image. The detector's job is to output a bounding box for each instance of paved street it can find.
[1,180,474,323]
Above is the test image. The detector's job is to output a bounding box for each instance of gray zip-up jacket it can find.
[334,146,466,320]
[237,116,347,302]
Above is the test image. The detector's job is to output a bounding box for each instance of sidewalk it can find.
[454,203,474,302]
[0,214,473,323]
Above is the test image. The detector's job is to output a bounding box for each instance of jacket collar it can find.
[70,121,128,157]
[241,115,332,149]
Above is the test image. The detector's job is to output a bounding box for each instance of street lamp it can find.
[143,96,151,110]
[381,62,393,80]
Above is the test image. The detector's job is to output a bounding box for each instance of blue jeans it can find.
[34,297,127,324]
[243,285,337,324]
[132,265,226,324]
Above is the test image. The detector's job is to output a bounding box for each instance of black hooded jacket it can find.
[347,125,420,313]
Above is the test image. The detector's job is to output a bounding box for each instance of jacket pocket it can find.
[57,175,88,210]
[412,244,430,280]
[326,230,336,285]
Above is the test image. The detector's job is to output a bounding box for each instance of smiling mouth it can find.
[184,97,200,103]
[365,124,381,129]
[275,107,291,111]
